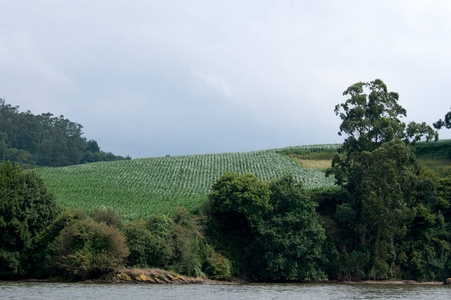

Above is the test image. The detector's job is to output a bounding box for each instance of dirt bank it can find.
[92,268,238,285]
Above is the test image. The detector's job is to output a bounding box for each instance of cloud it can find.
[193,71,240,102]
[0,30,75,113]
[1,1,450,157]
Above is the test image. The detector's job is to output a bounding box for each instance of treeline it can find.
[0,99,129,168]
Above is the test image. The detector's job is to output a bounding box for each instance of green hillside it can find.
[34,146,336,221]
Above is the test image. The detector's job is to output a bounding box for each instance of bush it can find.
[204,173,329,280]
[143,210,209,277]
[90,206,122,228]
[0,162,60,277]
[33,208,87,277]
[46,218,128,280]
[123,221,155,267]
[204,251,231,280]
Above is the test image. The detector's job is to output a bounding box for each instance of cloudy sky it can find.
[1,0,450,158]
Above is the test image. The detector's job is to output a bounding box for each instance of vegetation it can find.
[0,99,128,168]
[0,162,60,278]
[203,173,331,280]
[34,149,335,221]
[45,218,129,280]
[434,109,451,130]
[325,79,450,281]
[1,79,450,282]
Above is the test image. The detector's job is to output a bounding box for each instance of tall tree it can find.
[328,79,448,280]
[330,79,436,188]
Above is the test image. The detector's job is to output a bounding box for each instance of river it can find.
[1,281,450,300]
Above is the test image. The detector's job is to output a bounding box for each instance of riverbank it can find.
[90,268,449,285]
[339,280,445,285]
[12,268,449,286]
[91,268,240,285]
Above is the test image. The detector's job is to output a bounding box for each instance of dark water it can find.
[1,281,450,300]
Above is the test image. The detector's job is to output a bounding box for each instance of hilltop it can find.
[33,140,451,222]
[34,145,337,222]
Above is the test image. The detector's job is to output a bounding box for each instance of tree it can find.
[0,99,128,168]
[335,79,407,153]
[329,79,449,280]
[203,173,272,276]
[0,162,60,277]
[330,79,436,189]
[255,175,328,280]
[434,109,451,130]
[45,218,129,280]
[334,79,436,154]
[204,173,330,280]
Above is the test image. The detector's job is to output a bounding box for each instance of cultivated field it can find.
[34,146,337,221]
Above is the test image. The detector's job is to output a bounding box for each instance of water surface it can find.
[1,281,450,300]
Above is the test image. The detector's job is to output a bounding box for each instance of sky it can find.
[1,0,450,158]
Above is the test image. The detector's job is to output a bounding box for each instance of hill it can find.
[34,145,336,222]
[0,99,128,168]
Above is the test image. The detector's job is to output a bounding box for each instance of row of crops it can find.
[34,146,337,222]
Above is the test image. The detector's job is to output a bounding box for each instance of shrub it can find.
[0,162,60,277]
[46,218,128,280]
[33,208,87,277]
[204,251,231,280]
[144,210,209,277]
[123,221,155,267]
[90,206,122,228]
[145,214,176,268]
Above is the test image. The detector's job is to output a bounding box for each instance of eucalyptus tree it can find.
[328,79,446,280]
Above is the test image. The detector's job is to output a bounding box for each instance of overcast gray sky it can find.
[1,0,450,158]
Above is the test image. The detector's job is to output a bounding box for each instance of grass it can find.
[281,141,451,176]
[286,154,335,171]
[414,140,451,177]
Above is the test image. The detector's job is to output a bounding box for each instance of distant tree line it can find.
[0,98,129,168]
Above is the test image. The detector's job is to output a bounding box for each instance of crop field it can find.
[34,146,336,222]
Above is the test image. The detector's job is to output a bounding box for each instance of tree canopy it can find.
[0,99,128,168]
[334,79,436,155]
[204,173,329,280]
[434,109,451,130]
[326,79,450,280]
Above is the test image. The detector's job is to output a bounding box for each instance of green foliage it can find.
[328,79,451,281]
[204,173,330,281]
[434,109,451,130]
[204,173,271,275]
[254,176,328,280]
[129,209,211,278]
[90,206,123,228]
[275,144,340,156]
[122,221,155,267]
[32,208,87,277]
[35,149,335,221]
[0,162,60,277]
[0,99,127,168]
[203,251,231,280]
[208,172,272,229]
[46,218,129,280]
[334,79,436,154]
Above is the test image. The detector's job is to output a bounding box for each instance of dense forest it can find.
[0,99,129,168]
